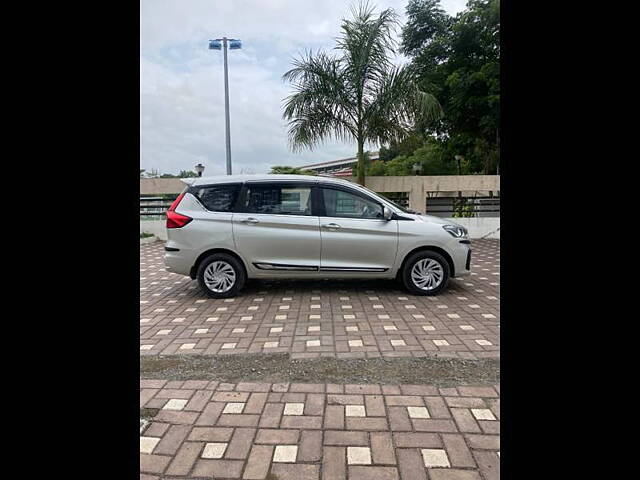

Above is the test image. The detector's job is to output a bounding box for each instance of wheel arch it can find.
[190,248,248,280]
[397,245,455,279]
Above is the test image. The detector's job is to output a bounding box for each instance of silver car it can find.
[164,175,471,298]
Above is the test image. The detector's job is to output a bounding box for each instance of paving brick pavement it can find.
[140,240,500,360]
[140,380,500,479]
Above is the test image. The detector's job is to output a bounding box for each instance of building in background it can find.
[296,152,379,177]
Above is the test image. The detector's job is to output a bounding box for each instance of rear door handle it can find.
[243,217,259,224]
[322,223,341,229]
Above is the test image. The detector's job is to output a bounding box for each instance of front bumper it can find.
[448,239,472,277]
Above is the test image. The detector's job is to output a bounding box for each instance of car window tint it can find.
[322,188,383,219]
[244,184,312,215]
[191,184,240,212]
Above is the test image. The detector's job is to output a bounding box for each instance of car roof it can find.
[187,174,355,187]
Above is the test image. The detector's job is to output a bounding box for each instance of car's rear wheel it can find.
[401,251,450,296]
[197,253,246,298]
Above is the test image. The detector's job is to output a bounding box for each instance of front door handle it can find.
[322,223,341,229]
[243,217,259,224]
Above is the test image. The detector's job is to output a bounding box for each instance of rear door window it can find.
[242,183,313,215]
[189,183,241,212]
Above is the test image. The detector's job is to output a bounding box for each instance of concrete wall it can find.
[364,175,500,214]
[445,217,500,239]
[140,217,498,241]
[140,220,168,240]
[140,178,187,195]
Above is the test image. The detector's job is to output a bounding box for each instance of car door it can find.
[318,185,398,272]
[232,181,321,273]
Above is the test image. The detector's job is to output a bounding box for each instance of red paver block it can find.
[270,463,320,480]
[259,403,284,428]
[280,415,323,429]
[153,410,199,425]
[346,417,389,430]
[305,393,325,415]
[364,395,386,417]
[188,426,234,442]
[388,406,413,431]
[165,441,203,476]
[322,446,346,480]
[144,422,170,437]
[244,392,269,414]
[324,405,345,430]
[140,454,171,474]
[428,469,483,480]
[154,425,190,455]
[385,395,425,406]
[393,432,442,448]
[324,430,369,446]
[348,466,399,480]
[396,448,427,480]
[451,409,481,433]
[424,396,451,418]
[217,414,260,427]
[243,444,274,480]
[191,459,244,478]
[412,419,458,433]
[370,432,396,465]
[457,386,498,398]
[442,433,476,468]
[185,390,212,412]
[196,402,225,426]
[226,427,256,459]
[255,428,300,444]
[298,430,323,462]
[464,434,500,450]
[473,450,500,480]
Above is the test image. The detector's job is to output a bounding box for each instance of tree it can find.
[282,1,442,186]
[178,170,199,178]
[269,166,316,175]
[401,0,500,174]
[140,169,146,178]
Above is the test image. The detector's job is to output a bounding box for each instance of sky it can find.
[140,0,468,176]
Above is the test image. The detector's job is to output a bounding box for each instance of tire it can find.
[401,250,450,296]
[196,253,246,298]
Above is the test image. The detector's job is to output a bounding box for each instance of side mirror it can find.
[383,206,393,221]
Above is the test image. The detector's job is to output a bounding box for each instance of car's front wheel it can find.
[401,251,450,296]
[196,253,246,298]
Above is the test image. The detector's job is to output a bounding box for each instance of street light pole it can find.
[209,37,242,176]
[222,38,232,175]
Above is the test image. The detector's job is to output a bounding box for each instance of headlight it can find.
[443,225,468,238]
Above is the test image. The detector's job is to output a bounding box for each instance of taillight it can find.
[166,193,193,229]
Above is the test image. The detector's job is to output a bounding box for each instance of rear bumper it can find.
[164,245,196,277]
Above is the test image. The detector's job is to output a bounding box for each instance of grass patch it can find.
[140,232,155,239]
[140,354,499,387]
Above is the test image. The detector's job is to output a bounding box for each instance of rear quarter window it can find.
[189,183,241,212]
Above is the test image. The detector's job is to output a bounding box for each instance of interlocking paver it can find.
[139,380,499,479]
[140,240,500,359]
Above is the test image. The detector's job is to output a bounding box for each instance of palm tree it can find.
[282,1,442,186]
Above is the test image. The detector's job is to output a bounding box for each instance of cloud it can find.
[140,0,467,175]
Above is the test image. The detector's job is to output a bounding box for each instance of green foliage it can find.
[140,169,146,178]
[269,166,316,175]
[178,170,199,178]
[368,139,456,176]
[367,160,387,176]
[399,0,500,174]
[282,1,442,186]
